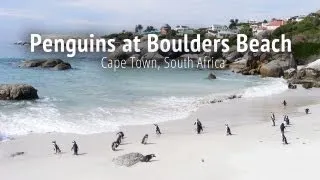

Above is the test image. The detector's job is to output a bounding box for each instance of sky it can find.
[0,0,319,42]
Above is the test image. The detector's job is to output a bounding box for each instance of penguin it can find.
[194,119,203,134]
[305,108,310,114]
[225,124,232,136]
[117,131,124,139]
[111,141,119,151]
[154,124,161,135]
[280,123,286,135]
[271,112,276,126]
[140,154,156,162]
[283,100,287,107]
[141,134,148,145]
[282,134,288,145]
[116,134,122,144]
[52,141,61,154]
[284,115,290,125]
[71,141,79,155]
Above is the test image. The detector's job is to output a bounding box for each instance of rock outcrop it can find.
[20,59,71,70]
[287,59,320,88]
[0,84,39,100]
[112,153,144,167]
[208,72,217,79]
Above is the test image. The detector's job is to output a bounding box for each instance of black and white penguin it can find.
[71,141,79,155]
[111,141,119,151]
[140,154,156,162]
[141,134,148,145]
[52,141,61,154]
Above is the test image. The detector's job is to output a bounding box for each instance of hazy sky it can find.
[0,0,319,41]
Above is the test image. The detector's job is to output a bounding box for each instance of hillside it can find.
[272,12,320,64]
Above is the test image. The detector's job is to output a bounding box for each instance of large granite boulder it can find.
[202,43,223,59]
[141,52,164,62]
[207,72,217,79]
[284,68,297,79]
[108,44,135,60]
[259,53,296,77]
[112,153,144,167]
[53,62,72,70]
[0,84,39,100]
[20,59,71,70]
[288,59,320,88]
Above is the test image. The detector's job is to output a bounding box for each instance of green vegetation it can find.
[239,24,253,38]
[229,19,239,29]
[272,15,320,62]
[102,32,142,43]
[292,43,320,64]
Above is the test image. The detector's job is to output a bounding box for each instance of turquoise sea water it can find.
[0,44,288,137]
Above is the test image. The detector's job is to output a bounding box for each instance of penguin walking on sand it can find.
[282,133,288,145]
[116,134,122,145]
[141,134,148,145]
[271,113,276,126]
[111,141,119,151]
[71,141,79,155]
[117,131,125,139]
[140,154,156,162]
[194,119,203,134]
[52,141,61,154]
[305,108,310,114]
[225,124,232,136]
[280,123,286,136]
[283,100,287,107]
[284,115,290,125]
[154,124,161,135]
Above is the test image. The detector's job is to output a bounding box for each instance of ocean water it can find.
[0,44,288,137]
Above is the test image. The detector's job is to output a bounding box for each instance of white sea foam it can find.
[0,78,288,137]
[242,78,288,98]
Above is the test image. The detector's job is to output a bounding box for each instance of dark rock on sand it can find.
[208,72,217,79]
[10,152,25,157]
[302,82,314,89]
[112,153,144,167]
[20,59,71,70]
[0,84,38,100]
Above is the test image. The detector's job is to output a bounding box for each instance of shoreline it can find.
[1,87,320,179]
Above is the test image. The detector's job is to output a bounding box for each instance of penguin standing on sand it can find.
[194,119,203,134]
[280,123,286,136]
[225,124,232,136]
[305,108,310,114]
[52,141,61,154]
[71,141,79,155]
[111,141,119,151]
[284,115,290,125]
[271,113,276,126]
[283,100,287,107]
[140,154,156,162]
[154,124,161,135]
[141,134,148,145]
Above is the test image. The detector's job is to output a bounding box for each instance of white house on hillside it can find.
[207,25,238,38]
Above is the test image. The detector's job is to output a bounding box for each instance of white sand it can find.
[1,87,320,180]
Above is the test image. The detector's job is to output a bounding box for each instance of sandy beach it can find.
[1,87,320,180]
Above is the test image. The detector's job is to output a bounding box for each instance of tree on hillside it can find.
[240,25,253,38]
[229,19,239,29]
[263,20,268,23]
[137,24,143,34]
[144,26,156,32]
